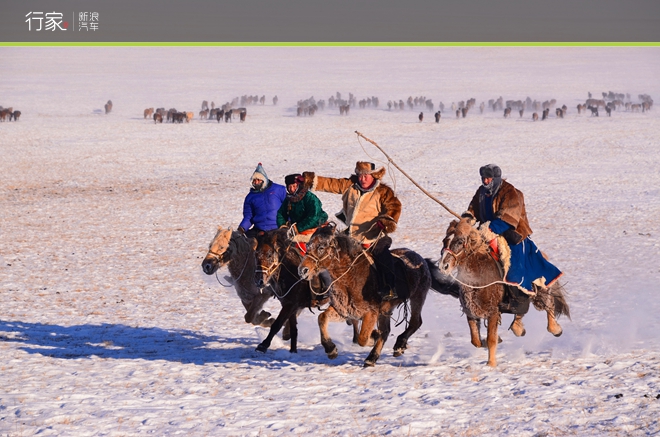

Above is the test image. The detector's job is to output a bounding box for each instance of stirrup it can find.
[381,288,398,301]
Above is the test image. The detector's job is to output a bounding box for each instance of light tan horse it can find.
[438,217,570,367]
[202,227,274,327]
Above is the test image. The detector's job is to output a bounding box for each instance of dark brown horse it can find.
[298,225,456,367]
[252,228,359,354]
[437,217,570,367]
[201,227,275,327]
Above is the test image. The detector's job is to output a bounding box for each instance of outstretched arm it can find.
[302,171,353,195]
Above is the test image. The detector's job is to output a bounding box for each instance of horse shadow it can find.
[0,319,373,368]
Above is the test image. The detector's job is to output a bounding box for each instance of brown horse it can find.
[252,228,360,354]
[201,227,275,327]
[437,217,570,367]
[298,225,453,367]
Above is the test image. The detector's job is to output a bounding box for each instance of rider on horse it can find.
[238,163,287,238]
[276,173,329,251]
[302,161,402,301]
[464,164,563,294]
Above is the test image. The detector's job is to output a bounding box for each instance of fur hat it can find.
[284,173,302,186]
[354,161,386,180]
[251,163,269,185]
[479,164,502,179]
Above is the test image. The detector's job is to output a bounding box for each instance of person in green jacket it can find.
[277,174,328,235]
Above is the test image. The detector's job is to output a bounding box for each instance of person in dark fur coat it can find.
[464,164,562,294]
[302,162,402,301]
[238,163,286,238]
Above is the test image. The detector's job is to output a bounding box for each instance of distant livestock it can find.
[503,107,511,118]
[418,112,423,122]
[144,108,154,119]
[434,111,441,123]
[104,100,113,114]
[532,112,538,121]
[153,113,163,123]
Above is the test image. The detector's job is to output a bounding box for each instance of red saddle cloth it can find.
[293,228,318,255]
[488,239,500,262]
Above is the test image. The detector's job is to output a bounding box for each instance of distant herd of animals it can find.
[283,91,653,122]
[0,106,21,121]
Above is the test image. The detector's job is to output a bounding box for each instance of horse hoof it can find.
[551,329,563,337]
[509,319,526,337]
[327,347,338,360]
[256,344,268,353]
[290,348,298,353]
[363,359,376,367]
[393,348,404,357]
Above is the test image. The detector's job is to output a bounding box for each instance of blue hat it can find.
[251,163,269,185]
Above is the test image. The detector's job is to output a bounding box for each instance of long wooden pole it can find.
[355,131,461,219]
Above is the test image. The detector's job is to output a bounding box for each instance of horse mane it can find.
[313,225,362,258]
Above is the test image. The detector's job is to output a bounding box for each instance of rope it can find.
[355,131,461,219]
[210,247,250,288]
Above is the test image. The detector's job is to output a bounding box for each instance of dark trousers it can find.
[372,236,396,296]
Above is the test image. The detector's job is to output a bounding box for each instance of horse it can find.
[298,225,457,367]
[201,227,275,327]
[437,217,570,367]
[104,100,113,114]
[252,228,360,354]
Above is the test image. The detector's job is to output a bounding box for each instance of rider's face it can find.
[287,182,298,194]
[252,178,264,190]
[358,173,374,189]
[482,177,493,186]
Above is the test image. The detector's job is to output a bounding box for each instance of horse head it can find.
[439,218,480,274]
[252,229,290,289]
[202,227,233,275]
[298,224,338,280]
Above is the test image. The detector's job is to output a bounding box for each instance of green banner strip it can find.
[1,42,659,47]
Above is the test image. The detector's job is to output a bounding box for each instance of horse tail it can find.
[550,283,571,320]
[425,258,460,299]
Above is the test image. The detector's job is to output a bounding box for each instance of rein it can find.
[305,232,382,296]
[440,234,523,291]
[256,238,306,300]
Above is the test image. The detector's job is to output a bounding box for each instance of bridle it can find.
[206,237,250,287]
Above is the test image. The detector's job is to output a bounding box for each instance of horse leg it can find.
[532,285,565,337]
[365,313,391,367]
[256,304,295,353]
[287,312,298,353]
[357,311,379,347]
[244,293,273,327]
[318,306,343,359]
[509,314,526,337]
[282,309,303,340]
[393,302,424,357]
[486,313,500,367]
[546,310,563,337]
[467,317,483,348]
[347,319,361,344]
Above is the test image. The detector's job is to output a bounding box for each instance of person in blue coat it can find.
[238,163,286,238]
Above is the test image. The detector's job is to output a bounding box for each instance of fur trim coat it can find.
[302,172,401,244]
[276,190,328,233]
[467,180,533,241]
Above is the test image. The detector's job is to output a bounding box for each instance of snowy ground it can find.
[1,47,659,436]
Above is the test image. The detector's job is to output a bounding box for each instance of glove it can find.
[502,228,523,245]
[301,171,315,189]
[376,220,386,231]
[237,226,246,234]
